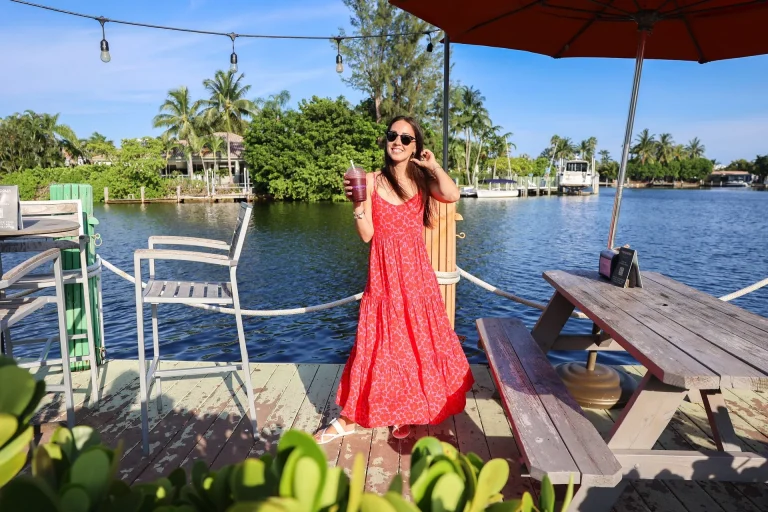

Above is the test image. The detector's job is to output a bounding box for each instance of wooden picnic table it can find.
[532,269,768,511]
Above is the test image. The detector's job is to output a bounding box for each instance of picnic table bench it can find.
[477,269,768,512]
[477,318,622,510]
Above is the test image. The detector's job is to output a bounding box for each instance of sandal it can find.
[315,419,357,445]
[392,424,411,440]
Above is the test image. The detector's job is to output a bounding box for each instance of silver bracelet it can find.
[353,210,365,220]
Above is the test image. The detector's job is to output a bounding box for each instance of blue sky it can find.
[1,0,766,164]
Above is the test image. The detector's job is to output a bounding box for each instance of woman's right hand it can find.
[344,179,364,206]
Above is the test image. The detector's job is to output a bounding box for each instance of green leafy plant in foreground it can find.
[0,355,46,487]
[0,354,573,511]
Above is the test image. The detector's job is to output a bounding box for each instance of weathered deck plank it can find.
[29,360,768,512]
[119,364,232,482]
[174,363,278,475]
[248,364,320,458]
[365,426,399,494]
[291,364,340,434]
[622,365,768,511]
[317,368,345,466]
[212,363,297,469]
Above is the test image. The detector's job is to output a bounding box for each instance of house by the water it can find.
[165,132,246,184]
[705,170,753,187]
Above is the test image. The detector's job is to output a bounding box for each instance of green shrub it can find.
[0,356,46,487]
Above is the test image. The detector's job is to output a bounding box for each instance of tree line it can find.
[2,0,766,199]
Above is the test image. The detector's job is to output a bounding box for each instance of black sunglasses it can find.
[385,130,415,146]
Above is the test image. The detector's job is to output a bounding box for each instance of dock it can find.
[103,186,253,204]
[29,360,768,511]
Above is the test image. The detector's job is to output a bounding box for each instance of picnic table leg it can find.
[531,291,574,351]
[566,373,687,511]
[701,390,742,452]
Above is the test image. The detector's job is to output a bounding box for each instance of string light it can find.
[98,17,110,63]
[10,0,439,70]
[229,33,238,73]
[335,37,343,74]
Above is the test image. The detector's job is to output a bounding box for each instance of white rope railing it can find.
[456,266,590,319]
[99,257,766,319]
[719,277,768,302]
[101,258,363,316]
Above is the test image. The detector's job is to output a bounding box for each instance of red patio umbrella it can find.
[390,0,768,248]
[390,0,768,408]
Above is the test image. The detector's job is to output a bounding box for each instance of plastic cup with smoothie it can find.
[345,163,367,203]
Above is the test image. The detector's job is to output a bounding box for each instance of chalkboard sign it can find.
[0,186,22,230]
[611,247,643,288]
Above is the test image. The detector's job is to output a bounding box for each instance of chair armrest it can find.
[0,248,61,288]
[134,249,235,267]
[148,236,230,251]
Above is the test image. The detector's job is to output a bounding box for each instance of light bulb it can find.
[230,52,238,73]
[335,54,343,73]
[100,39,111,63]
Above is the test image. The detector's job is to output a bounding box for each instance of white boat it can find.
[460,186,477,197]
[475,178,519,198]
[557,158,596,191]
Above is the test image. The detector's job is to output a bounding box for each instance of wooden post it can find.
[176,186,181,203]
[141,187,145,204]
[423,201,461,328]
[104,187,109,204]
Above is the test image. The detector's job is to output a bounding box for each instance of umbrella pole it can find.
[442,34,450,171]
[607,30,648,249]
[556,32,649,410]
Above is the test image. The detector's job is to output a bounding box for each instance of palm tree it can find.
[447,138,465,181]
[553,136,576,161]
[452,85,490,186]
[632,129,657,165]
[657,133,675,165]
[201,70,258,180]
[255,90,291,120]
[158,132,180,173]
[474,123,503,172]
[598,149,611,163]
[205,135,226,173]
[153,86,202,177]
[579,137,598,161]
[684,137,705,159]
[672,144,685,162]
[80,131,116,163]
[25,111,82,161]
[188,133,208,173]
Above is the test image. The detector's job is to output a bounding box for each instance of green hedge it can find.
[0,165,189,202]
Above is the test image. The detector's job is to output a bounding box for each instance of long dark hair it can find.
[379,116,435,228]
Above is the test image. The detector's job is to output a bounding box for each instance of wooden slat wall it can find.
[423,201,460,327]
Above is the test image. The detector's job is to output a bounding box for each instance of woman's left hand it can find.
[411,149,440,174]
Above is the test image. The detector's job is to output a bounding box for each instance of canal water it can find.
[10,187,767,366]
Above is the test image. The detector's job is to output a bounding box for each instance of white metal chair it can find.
[134,203,255,455]
[1,200,103,406]
[0,248,74,427]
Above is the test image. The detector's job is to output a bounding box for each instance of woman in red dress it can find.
[315,116,474,443]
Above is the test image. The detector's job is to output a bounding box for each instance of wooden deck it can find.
[29,360,768,511]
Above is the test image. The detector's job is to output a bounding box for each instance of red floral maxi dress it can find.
[336,182,474,428]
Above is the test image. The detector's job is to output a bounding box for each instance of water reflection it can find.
[7,188,767,366]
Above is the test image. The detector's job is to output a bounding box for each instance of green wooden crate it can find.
[50,184,104,371]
